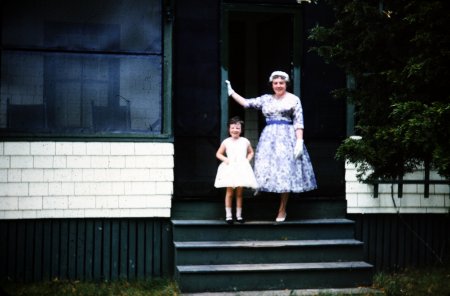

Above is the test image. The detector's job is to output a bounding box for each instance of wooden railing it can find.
[366,165,450,198]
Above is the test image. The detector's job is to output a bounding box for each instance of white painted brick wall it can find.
[0,169,6,182]
[346,162,450,214]
[31,142,56,155]
[11,156,34,168]
[0,156,10,168]
[5,142,30,155]
[0,141,173,219]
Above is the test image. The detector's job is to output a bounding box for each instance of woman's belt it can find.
[266,119,293,125]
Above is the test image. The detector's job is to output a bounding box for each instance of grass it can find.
[0,278,180,296]
[372,266,450,296]
[1,266,449,295]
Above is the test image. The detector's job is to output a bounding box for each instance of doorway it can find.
[221,4,347,198]
[221,6,302,138]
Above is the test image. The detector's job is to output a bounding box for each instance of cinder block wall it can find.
[0,141,173,219]
[345,162,449,214]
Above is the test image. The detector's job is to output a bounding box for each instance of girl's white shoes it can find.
[236,217,245,224]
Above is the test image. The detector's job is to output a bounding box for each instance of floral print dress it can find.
[244,93,317,193]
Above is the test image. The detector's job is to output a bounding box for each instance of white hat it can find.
[269,71,290,82]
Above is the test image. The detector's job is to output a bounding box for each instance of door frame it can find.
[220,3,303,139]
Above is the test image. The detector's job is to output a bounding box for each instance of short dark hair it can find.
[228,116,244,127]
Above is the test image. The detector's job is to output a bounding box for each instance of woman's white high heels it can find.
[275,213,287,222]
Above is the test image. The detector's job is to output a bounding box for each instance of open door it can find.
[221,3,347,197]
[221,6,301,138]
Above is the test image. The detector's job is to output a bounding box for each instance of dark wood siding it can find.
[173,0,221,198]
[301,2,347,197]
[0,219,173,282]
[1,215,449,282]
[349,214,450,271]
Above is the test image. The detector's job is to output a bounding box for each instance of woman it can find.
[225,71,317,222]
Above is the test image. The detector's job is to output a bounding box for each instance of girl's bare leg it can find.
[235,187,243,209]
[235,187,244,221]
[225,187,234,222]
[225,187,234,208]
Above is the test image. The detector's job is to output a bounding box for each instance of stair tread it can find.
[178,261,373,273]
[181,287,383,296]
[175,239,363,248]
[172,218,354,226]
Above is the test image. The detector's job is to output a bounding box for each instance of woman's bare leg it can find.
[277,192,289,219]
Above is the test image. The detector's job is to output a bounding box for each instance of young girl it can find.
[214,116,257,224]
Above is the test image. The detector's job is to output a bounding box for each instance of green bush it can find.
[309,0,450,181]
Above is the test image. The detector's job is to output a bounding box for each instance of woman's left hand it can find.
[294,139,304,159]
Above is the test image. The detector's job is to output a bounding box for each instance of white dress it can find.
[214,137,258,189]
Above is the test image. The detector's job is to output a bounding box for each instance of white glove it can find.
[294,139,304,159]
[225,80,234,96]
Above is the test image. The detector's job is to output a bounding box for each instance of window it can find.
[1,0,171,139]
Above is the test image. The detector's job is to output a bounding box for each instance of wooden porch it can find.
[172,195,373,293]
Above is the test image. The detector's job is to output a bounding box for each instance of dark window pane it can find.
[1,0,165,137]
[2,0,162,54]
[1,51,162,134]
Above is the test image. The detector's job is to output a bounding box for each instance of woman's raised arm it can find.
[225,80,247,107]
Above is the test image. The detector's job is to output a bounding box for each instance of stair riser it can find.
[245,200,346,220]
[177,268,373,293]
[175,245,364,265]
[172,199,346,220]
[173,224,355,241]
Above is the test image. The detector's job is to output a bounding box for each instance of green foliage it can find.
[310,0,450,180]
